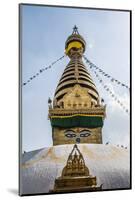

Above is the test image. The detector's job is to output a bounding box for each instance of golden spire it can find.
[65,26,86,58]
[54,26,99,105]
[72,25,79,34]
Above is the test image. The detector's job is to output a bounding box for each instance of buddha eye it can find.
[80,130,91,137]
[65,130,76,138]
[65,133,76,138]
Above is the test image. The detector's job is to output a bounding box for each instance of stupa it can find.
[20,27,130,196]
[48,25,106,145]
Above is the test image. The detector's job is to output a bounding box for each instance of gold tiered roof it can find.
[51,144,102,193]
[62,144,89,177]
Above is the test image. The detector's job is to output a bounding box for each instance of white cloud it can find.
[88,43,94,49]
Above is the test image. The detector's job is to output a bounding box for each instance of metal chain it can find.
[22,55,65,86]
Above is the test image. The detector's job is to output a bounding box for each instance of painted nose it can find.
[76,138,80,143]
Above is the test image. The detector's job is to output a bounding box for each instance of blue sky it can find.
[21,5,130,152]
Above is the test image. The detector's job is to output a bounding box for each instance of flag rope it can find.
[22,55,65,86]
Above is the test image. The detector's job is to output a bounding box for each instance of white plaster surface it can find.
[20,144,130,195]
